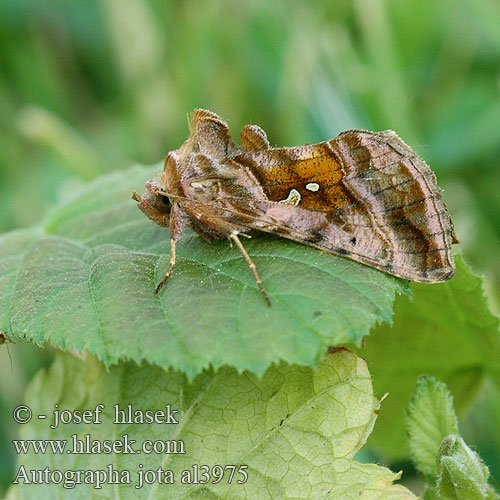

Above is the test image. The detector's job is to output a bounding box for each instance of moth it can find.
[133,109,457,306]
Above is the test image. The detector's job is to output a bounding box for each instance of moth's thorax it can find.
[163,150,212,198]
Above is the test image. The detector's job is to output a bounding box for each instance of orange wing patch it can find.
[236,142,352,211]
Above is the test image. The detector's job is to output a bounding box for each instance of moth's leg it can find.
[155,203,186,294]
[155,237,177,294]
[227,232,251,248]
[240,124,270,151]
[229,231,271,307]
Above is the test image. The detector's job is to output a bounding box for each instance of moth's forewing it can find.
[219,130,455,283]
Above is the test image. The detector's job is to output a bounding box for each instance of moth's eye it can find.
[154,193,171,212]
[159,196,170,211]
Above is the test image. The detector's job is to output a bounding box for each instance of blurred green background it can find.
[1,0,499,494]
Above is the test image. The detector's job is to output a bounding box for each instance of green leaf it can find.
[407,376,459,478]
[0,165,409,377]
[422,485,443,500]
[406,378,500,500]
[8,349,417,499]
[437,435,492,500]
[461,380,500,488]
[355,256,500,457]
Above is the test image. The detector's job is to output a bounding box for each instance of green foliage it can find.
[406,376,458,478]
[355,256,500,457]
[0,165,409,378]
[460,380,500,490]
[406,376,499,500]
[437,435,494,500]
[2,0,500,496]
[7,350,417,499]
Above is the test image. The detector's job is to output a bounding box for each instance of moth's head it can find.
[132,176,172,227]
[147,177,172,211]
